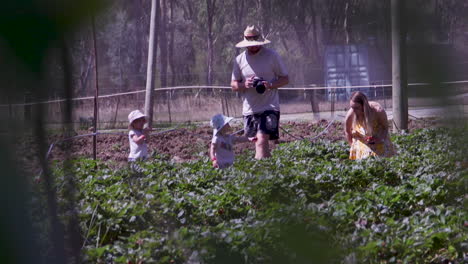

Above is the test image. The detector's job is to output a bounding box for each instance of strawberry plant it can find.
[31,127,467,263]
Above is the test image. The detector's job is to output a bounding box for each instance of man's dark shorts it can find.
[243,110,280,140]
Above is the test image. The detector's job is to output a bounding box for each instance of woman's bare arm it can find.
[344,108,354,145]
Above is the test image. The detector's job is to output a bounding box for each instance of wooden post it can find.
[309,90,314,112]
[391,0,408,132]
[167,90,172,123]
[383,84,387,109]
[144,0,160,127]
[220,89,225,115]
[330,89,335,114]
[224,93,230,117]
[113,97,120,128]
[91,16,99,160]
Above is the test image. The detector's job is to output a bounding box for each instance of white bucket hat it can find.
[235,25,271,48]
[128,110,146,125]
[210,114,233,136]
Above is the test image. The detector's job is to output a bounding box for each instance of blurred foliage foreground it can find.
[31,127,467,263]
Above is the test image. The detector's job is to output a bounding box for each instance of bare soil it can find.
[37,117,438,169]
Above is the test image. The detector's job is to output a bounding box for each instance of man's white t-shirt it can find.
[128,129,148,161]
[231,47,288,116]
[212,134,235,168]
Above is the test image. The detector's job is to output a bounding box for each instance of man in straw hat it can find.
[231,25,289,159]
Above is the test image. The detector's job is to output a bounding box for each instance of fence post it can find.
[113,97,120,128]
[224,90,230,117]
[309,90,314,113]
[330,89,335,115]
[220,89,225,115]
[167,90,172,123]
[383,81,387,109]
[373,84,377,99]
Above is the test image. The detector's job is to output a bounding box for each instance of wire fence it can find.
[1,81,467,129]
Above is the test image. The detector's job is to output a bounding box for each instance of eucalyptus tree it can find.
[168,0,176,86]
[267,0,325,112]
[70,26,95,96]
[159,0,169,88]
[176,0,203,84]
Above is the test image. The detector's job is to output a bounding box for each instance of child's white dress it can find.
[128,129,148,161]
[212,134,235,168]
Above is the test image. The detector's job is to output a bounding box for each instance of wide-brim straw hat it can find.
[235,25,271,48]
[128,110,146,125]
[211,114,233,136]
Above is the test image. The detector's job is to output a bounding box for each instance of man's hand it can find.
[244,76,254,89]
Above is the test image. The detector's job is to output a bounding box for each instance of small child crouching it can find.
[209,114,256,169]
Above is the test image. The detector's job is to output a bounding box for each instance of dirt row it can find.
[36,118,435,167]
[14,117,438,175]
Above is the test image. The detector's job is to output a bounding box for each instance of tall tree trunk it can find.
[206,0,216,86]
[79,52,93,96]
[293,21,320,113]
[144,0,160,127]
[132,0,144,86]
[310,5,322,63]
[159,0,168,88]
[168,0,176,86]
[181,0,197,84]
[233,0,245,56]
[259,0,271,37]
[91,16,99,160]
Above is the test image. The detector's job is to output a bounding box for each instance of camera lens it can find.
[255,83,266,94]
[253,77,266,94]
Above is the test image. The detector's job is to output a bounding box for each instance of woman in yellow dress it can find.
[344,91,396,160]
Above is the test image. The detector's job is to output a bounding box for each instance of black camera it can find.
[252,77,266,94]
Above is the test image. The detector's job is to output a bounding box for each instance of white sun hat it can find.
[128,110,146,125]
[210,114,233,136]
[235,25,271,48]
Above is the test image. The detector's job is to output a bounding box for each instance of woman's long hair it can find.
[350,91,374,135]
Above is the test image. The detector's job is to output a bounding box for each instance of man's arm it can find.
[231,76,255,93]
[231,80,246,92]
[266,75,289,90]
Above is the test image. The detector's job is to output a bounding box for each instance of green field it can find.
[33,127,467,264]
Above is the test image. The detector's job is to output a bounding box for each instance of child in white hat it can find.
[128,110,152,162]
[209,114,256,169]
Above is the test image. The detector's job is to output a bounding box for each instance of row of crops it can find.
[33,127,467,263]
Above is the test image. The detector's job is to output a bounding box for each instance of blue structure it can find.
[324,44,370,101]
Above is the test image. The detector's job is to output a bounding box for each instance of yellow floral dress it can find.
[349,120,396,160]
